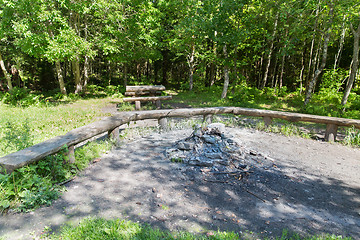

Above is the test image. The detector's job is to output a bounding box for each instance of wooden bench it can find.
[1,107,359,173]
[123,85,172,110]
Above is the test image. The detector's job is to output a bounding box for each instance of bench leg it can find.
[263,116,272,127]
[135,101,141,110]
[108,126,120,145]
[158,117,168,130]
[156,99,161,109]
[66,145,76,164]
[203,114,213,124]
[325,124,338,142]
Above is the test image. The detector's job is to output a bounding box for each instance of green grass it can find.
[0,98,118,157]
[0,140,111,213]
[39,217,351,240]
[167,85,360,120]
[166,86,359,147]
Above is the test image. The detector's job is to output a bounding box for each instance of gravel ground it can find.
[0,126,359,240]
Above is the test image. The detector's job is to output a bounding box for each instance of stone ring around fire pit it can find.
[165,123,254,180]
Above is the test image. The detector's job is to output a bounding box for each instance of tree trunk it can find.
[72,57,82,93]
[161,50,169,86]
[279,52,286,89]
[83,15,89,90]
[210,63,215,86]
[279,28,288,90]
[123,63,128,87]
[84,56,89,89]
[108,61,112,85]
[145,60,150,81]
[306,0,320,86]
[334,15,347,72]
[221,44,230,99]
[341,20,360,106]
[257,53,264,88]
[271,48,280,88]
[299,46,305,94]
[188,41,195,91]
[0,79,4,91]
[233,46,238,88]
[55,61,67,95]
[0,51,12,90]
[304,3,334,105]
[261,12,279,89]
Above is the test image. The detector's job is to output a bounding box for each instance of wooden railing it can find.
[1,107,359,173]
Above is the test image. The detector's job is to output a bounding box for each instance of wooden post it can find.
[263,116,272,127]
[67,145,76,164]
[203,114,213,124]
[156,99,161,109]
[108,126,120,145]
[135,101,141,110]
[325,123,338,142]
[158,117,168,130]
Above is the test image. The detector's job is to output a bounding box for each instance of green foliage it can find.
[255,121,310,139]
[0,96,114,157]
[43,217,351,240]
[0,140,111,213]
[0,119,34,155]
[343,127,360,147]
[170,157,183,163]
[175,85,359,120]
[1,87,44,107]
[45,217,240,240]
[74,140,111,171]
[320,69,347,91]
[85,85,124,98]
[0,158,63,212]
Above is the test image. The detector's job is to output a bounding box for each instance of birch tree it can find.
[304,2,334,105]
[341,19,360,106]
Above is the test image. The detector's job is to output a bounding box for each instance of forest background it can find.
[1,0,360,118]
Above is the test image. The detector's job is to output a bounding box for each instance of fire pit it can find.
[165,123,274,184]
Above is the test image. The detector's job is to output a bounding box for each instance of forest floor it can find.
[0,112,359,239]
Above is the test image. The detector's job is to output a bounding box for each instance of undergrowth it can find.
[255,121,311,139]
[0,140,111,213]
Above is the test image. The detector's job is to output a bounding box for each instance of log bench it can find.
[123,85,172,110]
[1,107,359,173]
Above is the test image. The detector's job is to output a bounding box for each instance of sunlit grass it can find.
[0,98,117,157]
[41,217,352,240]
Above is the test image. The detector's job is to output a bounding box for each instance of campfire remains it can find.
[166,123,276,185]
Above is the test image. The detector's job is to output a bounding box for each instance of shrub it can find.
[1,87,44,107]
[0,119,34,156]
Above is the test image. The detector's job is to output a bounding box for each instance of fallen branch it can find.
[211,170,253,175]
[56,177,76,186]
[243,188,266,203]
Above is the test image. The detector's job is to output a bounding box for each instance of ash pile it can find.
[166,123,276,183]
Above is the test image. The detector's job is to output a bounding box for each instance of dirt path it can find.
[0,127,359,240]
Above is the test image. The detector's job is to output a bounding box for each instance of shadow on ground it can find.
[0,128,359,239]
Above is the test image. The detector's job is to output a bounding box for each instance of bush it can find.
[343,127,360,147]
[1,87,44,107]
[0,161,62,212]
[0,119,34,156]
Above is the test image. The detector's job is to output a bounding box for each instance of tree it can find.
[304,1,334,105]
[342,18,360,106]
